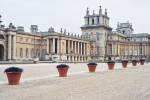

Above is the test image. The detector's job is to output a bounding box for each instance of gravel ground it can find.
[0,63,150,100]
[0,63,125,83]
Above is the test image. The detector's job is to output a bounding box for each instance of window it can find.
[92,18,94,25]
[20,48,23,57]
[87,18,89,25]
[31,48,34,57]
[26,48,28,57]
[36,49,40,57]
[97,17,99,24]
[122,30,125,34]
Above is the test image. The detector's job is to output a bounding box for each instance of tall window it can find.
[87,18,89,25]
[92,18,94,25]
[36,49,40,57]
[31,48,34,58]
[97,17,99,24]
[20,48,23,58]
[26,48,28,57]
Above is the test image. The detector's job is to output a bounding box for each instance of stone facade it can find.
[0,5,150,62]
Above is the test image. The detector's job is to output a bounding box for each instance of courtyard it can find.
[0,62,150,100]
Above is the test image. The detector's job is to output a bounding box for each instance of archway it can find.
[0,44,4,61]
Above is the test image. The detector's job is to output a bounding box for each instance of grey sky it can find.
[0,0,149,34]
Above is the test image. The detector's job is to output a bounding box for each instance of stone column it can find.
[8,35,12,60]
[71,40,73,54]
[53,38,55,53]
[47,38,49,54]
[68,40,70,54]
[78,42,80,55]
[12,35,16,60]
[85,43,87,55]
[57,38,59,54]
[74,41,76,54]
[84,43,86,55]
[81,42,83,55]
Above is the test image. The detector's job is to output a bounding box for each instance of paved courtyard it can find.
[0,63,126,84]
[0,62,150,100]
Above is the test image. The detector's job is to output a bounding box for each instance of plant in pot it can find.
[121,60,128,68]
[4,67,23,85]
[107,61,115,70]
[56,64,69,77]
[87,62,97,72]
[107,57,115,70]
[132,60,137,66]
[140,59,145,65]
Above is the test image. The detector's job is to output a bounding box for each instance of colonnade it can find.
[107,42,150,58]
[46,37,88,55]
[46,37,89,61]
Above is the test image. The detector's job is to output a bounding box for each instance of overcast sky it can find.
[0,0,149,34]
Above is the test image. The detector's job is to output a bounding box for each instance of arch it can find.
[0,44,4,61]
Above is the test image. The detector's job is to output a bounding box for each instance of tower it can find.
[81,5,112,61]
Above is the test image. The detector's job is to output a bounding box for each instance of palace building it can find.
[0,6,150,62]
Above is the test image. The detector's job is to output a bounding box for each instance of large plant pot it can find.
[6,72,22,85]
[88,65,97,72]
[107,62,115,70]
[132,60,137,66]
[140,59,145,65]
[122,60,128,68]
[57,68,68,77]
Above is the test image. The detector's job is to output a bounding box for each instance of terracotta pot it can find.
[122,61,128,68]
[132,60,137,66]
[88,65,97,72]
[6,72,22,85]
[140,59,145,65]
[57,67,68,77]
[107,63,115,70]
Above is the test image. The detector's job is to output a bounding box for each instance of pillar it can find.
[8,35,12,60]
[12,35,16,60]
[84,43,86,55]
[78,42,80,54]
[68,40,70,54]
[74,41,76,54]
[53,38,55,53]
[47,38,49,54]
[81,42,83,55]
[71,40,73,54]
[57,38,59,54]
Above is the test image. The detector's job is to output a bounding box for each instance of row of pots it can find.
[4,59,145,85]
